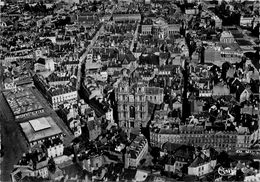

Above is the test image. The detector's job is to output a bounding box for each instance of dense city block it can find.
[0,0,259,181]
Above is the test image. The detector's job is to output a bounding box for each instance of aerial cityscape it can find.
[0,0,259,181]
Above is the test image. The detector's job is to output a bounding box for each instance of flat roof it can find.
[29,117,51,132]
[20,116,62,143]
[3,87,44,116]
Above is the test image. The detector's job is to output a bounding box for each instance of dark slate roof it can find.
[145,87,163,95]
[139,53,160,65]
[162,142,182,154]
[189,153,210,167]
[118,52,136,64]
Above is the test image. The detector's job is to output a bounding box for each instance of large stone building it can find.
[124,134,148,168]
[20,116,63,147]
[150,123,238,152]
[116,77,164,129]
[141,17,180,38]
[2,87,45,120]
[33,74,78,110]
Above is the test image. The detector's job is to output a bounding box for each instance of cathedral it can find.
[116,77,164,129]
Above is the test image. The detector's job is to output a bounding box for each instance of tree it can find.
[151,147,160,163]
[217,151,230,168]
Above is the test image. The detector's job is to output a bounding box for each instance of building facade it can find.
[125,134,148,168]
[150,125,238,152]
[116,78,164,129]
[188,158,217,176]
[43,138,64,158]
[33,74,78,110]
[141,18,180,37]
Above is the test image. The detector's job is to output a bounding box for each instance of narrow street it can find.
[76,3,115,91]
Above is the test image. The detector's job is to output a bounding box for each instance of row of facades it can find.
[150,126,251,152]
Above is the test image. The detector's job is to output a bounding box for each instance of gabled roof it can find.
[118,52,136,64]
[232,78,247,96]
[231,78,243,87]
[189,153,211,168]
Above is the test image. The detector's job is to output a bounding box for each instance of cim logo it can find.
[218,166,237,176]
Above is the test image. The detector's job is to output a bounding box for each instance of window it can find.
[129,95,134,102]
[131,122,135,128]
[130,106,135,118]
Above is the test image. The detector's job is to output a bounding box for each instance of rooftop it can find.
[20,116,62,143]
[128,134,147,159]
[189,153,211,168]
[47,84,77,96]
[3,87,44,117]
[29,117,51,132]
